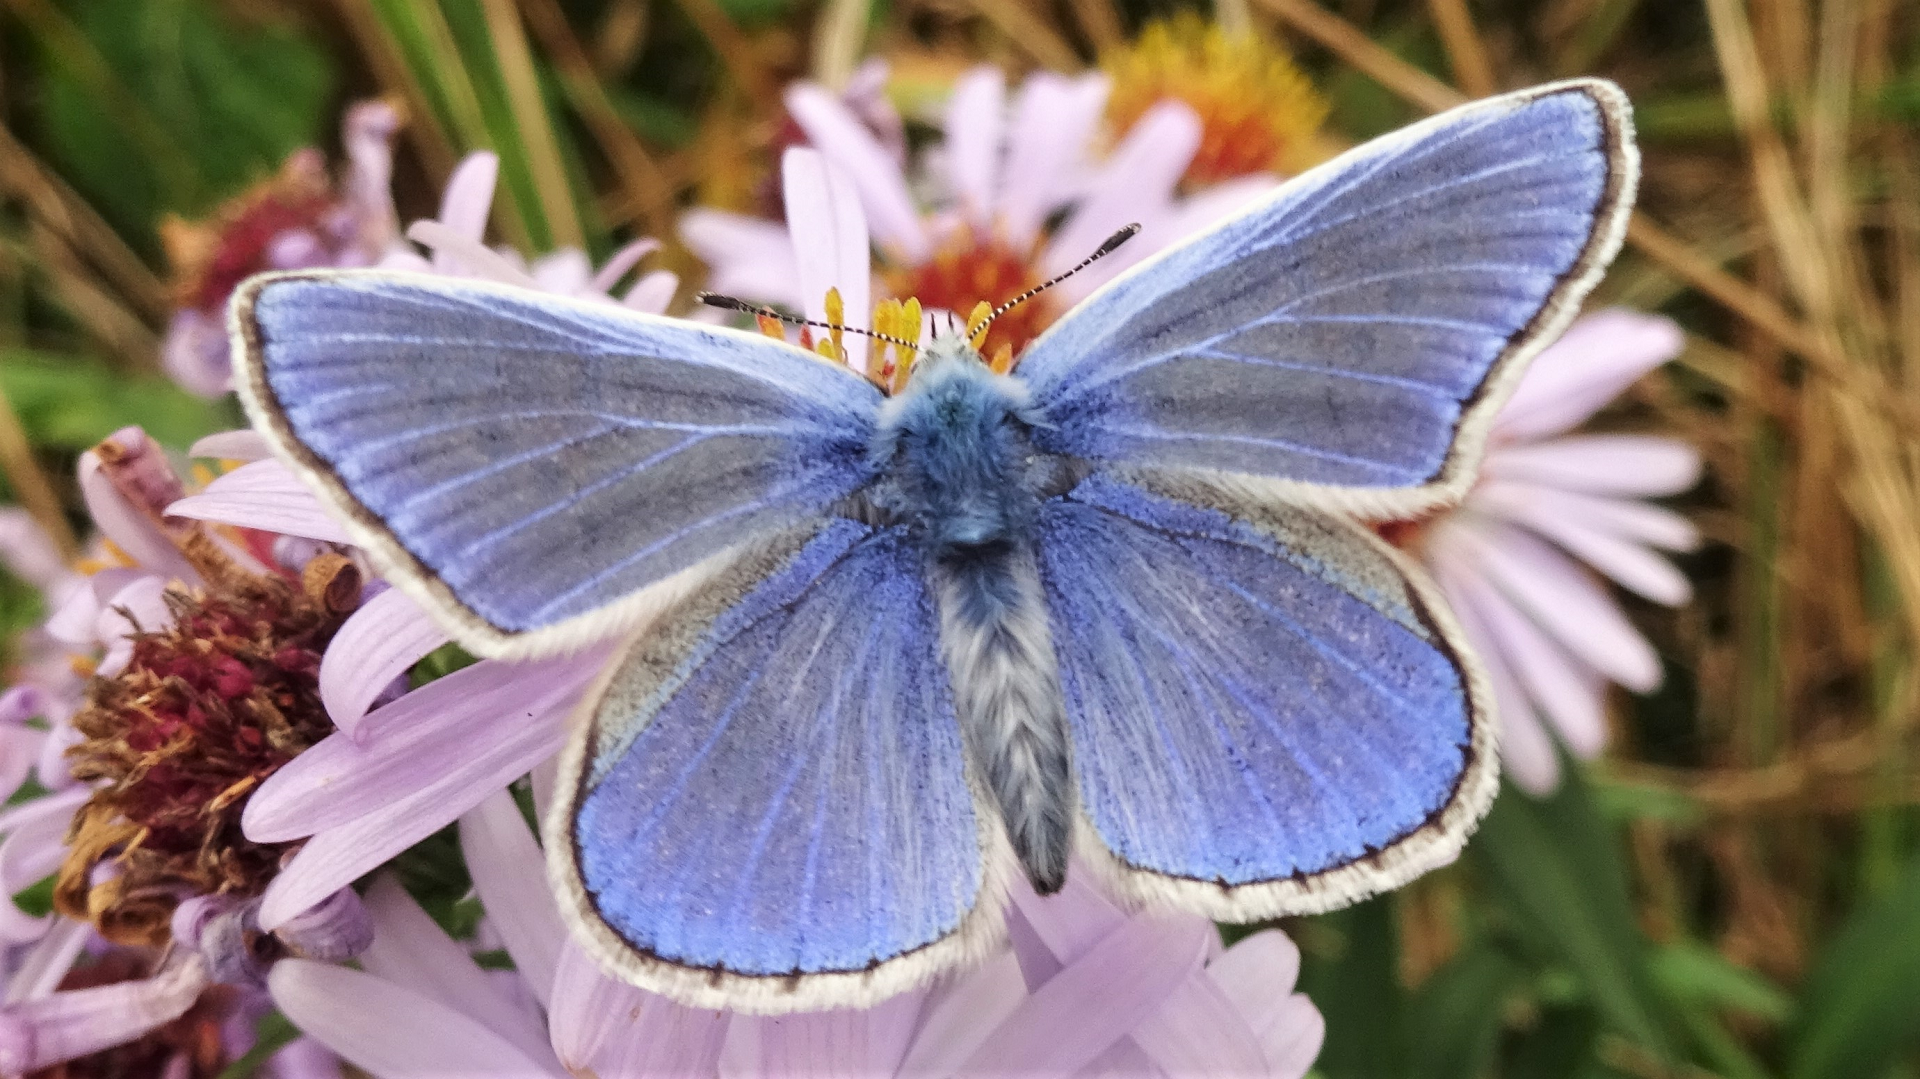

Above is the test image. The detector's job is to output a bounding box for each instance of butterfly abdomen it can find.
[872,342,1074,892]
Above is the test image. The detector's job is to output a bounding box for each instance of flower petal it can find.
[188,430,273,462]
[356,874,555,1068]
[4,918,90,1004]
[787,84,929,262]
[254,654,603,928]
[318,588,450,740]
[590,239,661,296]
[1495,309,1684,441]
[1260,995,1327,1079]
[679,210,803,306]
[168,460,353,545]
[0,957,208,1075]
[719,990,926,1079]
[962,914,1209,1075]
[407,221,540,287]
[269,958,559,1079]
[944,67,1006,235]
[1131,959,1268,1076]
[549,942,730,1076]
[783,147,873,371]
[78,433,197,582]
[1474,481,1693,605]
[458,790,566,1007]
[1432,554,1565,794]
[1041,99,1200,286]
[1482,435,1702,498]
[0,788,88,943]
[1007,869,1128,965]
[434,153,500,249]
[247,652,599,844]
[623,269,679,314]
[895,953,1026,1076]
[997,73,1110,248]
[1435,542,1607,758]
[1441,520,1661,693]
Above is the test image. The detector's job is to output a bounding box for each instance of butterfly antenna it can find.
[981,223,1141,328]
[695,293,918,350]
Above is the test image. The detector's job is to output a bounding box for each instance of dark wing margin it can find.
[1016,79,1638,519]
[230,270,883,657]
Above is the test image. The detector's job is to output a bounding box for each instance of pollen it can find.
[1105,14,1330,187]
[885,228,1052,359]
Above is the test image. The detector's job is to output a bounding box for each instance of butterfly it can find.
[230,79,1637,1012]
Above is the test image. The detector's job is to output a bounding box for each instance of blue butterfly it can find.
[230,80,1637,1012]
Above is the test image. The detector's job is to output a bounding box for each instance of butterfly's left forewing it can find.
[1036,473,1494,918]
[550,519,1005,1013]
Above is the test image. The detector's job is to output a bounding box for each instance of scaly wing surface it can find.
[1034,473,1494,917]
[232,271,882,656]
[1016,80,1636,516]
[550,521,999,1012]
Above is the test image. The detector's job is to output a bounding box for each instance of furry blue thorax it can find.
[869,337,1043,556]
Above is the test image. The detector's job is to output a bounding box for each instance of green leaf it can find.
[410,641,480,689]
[11,874,55,919]
[1296,897,1407,1078]
[1504,1006,1605,1079]
[1786,850,1920,1079]
[217,1011,300,1079]
[1470,771,1677,1061]
[1653,942,1792,1023]
[0,348,232,452]
[1406,943,1526,1079]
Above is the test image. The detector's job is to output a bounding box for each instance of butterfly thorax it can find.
[866,338,1075,893]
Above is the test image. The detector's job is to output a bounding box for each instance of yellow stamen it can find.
[988,343,1015,375]
[756,313,785,340]
[965,301,994,351]
[824,287,847,365]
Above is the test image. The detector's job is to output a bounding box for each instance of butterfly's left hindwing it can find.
[549,520,1005,1013]
[1036,473,1494,918]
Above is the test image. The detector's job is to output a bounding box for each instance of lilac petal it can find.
[894,953,1026,1076]
[530,249,594,295]
[0,512,68,593]
[254,654,603,928]
[275,887,374,963]
[340,100,402,256]
[1433,556,1563,794]
[188,430,272,462]
[0,956,209,1074]
[1005,901,1064,987]
[679,210,803,306]
[1496,309,1684,441]
[0,726,44,805]
[590,239,660,295]
[623,269,679,314]
[78,437,197,582]
[167,460,353,545]
[549,942,729,1076]
[1008,869,1128,964]
[1131,959,1268,1076]
[161,310,234,398]
[997,73,1110,248]
[1260,996,1326,1079]
[407,221,539,287]
[263,1035,346,1079]
[433,154,500,252]
[357,875,555,1069]
[787,84,929,262]
[247,652,599,843]
[1207,931,1302,1004]
[1476,477,1699,553]
[783,147,872,372]
[1435,542,1607,758]
[1446,520,1661,693]
[458,790,566,1006]
[1473,481,1693,605]
[269,959,560,1079]
[719,990,926,1079]
[0,788,88,943]
[1041,99,1201,283]
[318,588,450,740]
[1482,435,1702,498]
[4,918,90,1004]
[961,915,1209,1075]
[943,67,1006,234]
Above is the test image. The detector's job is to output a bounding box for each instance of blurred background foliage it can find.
[2,0,1918,1076]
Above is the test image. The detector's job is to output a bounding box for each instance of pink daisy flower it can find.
[271,789,1324,1078]
[1413,310,1700,794]
[682,65,1275,362]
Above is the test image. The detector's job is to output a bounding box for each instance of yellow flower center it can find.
[1104,14,1330,187]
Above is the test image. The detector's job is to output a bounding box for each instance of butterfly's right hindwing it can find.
[549,519,1006,1013]
[232,271,884,658]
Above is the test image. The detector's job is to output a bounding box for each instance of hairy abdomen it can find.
[931,543,1073,893]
